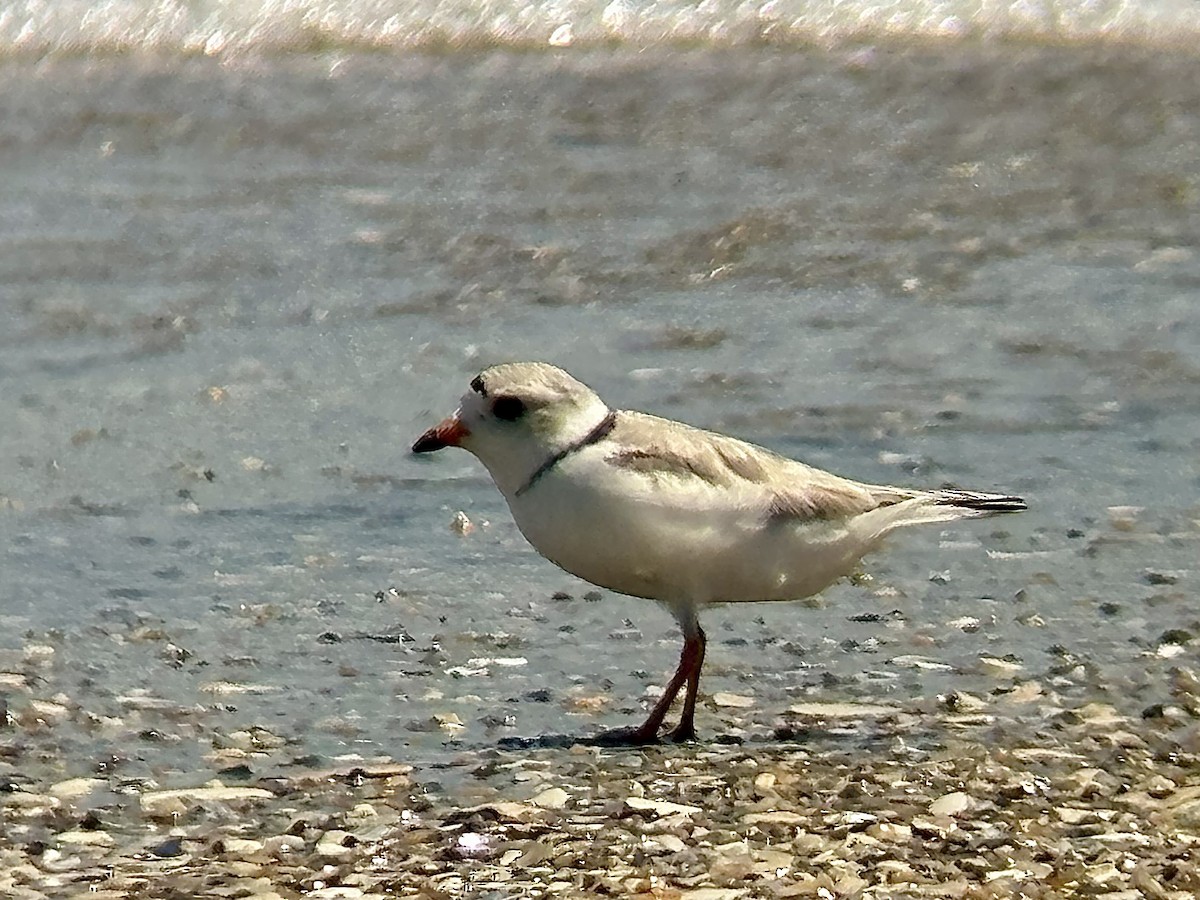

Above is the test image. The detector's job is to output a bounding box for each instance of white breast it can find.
[504,451,874,605]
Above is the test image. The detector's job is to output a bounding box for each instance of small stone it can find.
[742,810,806,825]
[1075,703,1126,728]
[655,835,689,854]
[530,787,569,810]
[48,778,104,801]
[315,830,355,858]
[1006,681,1045,704]
[548,23,573,47]
[787,701,900,718]
[140,795,186,819]
[25,698,71,723]
[867,822,912,842]
[264,834,306,857]
[911,817,954,838]
[150,837,185,858]
[624,796,702,817]
[942,690,987,712]
[929,791,975,817]
[678,889,749,900]
[979,656,1023,677]
[1145,775,1177,799]
[56,830,116,848]
[200,681,279,695]
[434,712,465,735]
[710,841,756,880]
[24,644,56,662]
[455,831,494,859]
[219,838,265,857]
[1056,807,1095,825]
[140,784,274,817]
[891,655,953,671]
[1107,505,1142,530]
[1144,569,1180,585]
[452,801,542,823]
[563,694,609,713]
[712,692,755,708]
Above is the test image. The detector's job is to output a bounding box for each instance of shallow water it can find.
[1,44,1198,797]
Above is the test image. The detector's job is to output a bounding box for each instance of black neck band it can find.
[515,410,618,497]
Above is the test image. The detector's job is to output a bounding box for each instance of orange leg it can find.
[626,607,706,744]
[666,626,706,742]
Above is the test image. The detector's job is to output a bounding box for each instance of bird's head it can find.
[412,362,610,497]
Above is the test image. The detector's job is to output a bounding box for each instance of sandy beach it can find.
[1,26,1199,897]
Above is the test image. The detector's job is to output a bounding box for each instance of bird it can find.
[412,362,1026,743]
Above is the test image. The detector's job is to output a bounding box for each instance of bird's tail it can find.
[854,487,1026,539]
[931,490,1027,514]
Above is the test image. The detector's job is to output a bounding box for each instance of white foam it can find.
[4,0,1200,57]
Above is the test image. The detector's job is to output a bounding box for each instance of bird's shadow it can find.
[495,730,666,751]
[494,724,890,752]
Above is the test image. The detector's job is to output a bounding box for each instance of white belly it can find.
[507,467,873,605]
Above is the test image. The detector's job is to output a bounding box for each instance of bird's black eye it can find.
[492,396,526,421]
[470,375,487,396]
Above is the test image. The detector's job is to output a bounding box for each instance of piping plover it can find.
[413,362,1026,743]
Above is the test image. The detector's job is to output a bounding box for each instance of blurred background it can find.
[1,0,1198,787]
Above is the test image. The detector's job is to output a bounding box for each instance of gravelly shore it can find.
[4,693,1199,899]
[3,36,1200,900]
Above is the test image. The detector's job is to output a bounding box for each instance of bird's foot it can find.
[589,725,662,747]
[665,723,697,743]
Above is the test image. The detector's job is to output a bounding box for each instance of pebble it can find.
[264,834,306,857]
[48,777,104,800]
[787,701,900,717]
[624,796,702,817]
[979,655,1024,676]
[2,675,1198,900]
[56,829,117,847]
[315,831,356,858]
[891,655,954,671]
[929,791,976,817]
[140,783,275,816]
[530,787,570,809]
[1107,505,1143,530]
[743,810,806,825]
[219,838,266,857]
[712,692,755,708]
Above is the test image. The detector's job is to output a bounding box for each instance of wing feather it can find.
[603,411,896,523]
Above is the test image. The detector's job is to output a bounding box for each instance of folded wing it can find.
[603,411,1024,531]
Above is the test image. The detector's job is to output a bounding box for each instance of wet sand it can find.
[2,39,1199,895]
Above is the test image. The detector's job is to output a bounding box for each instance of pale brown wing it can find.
[603,411,910,523]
